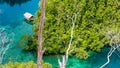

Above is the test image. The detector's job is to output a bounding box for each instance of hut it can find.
[24,12,33,21]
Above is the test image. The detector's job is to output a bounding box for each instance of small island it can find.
[0,0,120,68]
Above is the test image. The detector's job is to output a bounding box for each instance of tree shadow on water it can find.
[0,0,31,6]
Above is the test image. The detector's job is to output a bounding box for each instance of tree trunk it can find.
[58,13,77,68]
[37,0,46,68]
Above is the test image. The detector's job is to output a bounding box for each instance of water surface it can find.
[0,0,39,63]
[43,47,120,68]
[0,0,120,68]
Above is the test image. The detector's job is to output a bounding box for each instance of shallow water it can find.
[0,0,120,68]
[0,0,39,63]
[43,47,120,68]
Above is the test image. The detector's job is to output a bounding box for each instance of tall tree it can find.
[37,0,46,68]
[22,0,120,60]
[58,13,77,68]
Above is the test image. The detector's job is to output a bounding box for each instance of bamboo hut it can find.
[24,12,33,21]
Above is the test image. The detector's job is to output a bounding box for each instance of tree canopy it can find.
[0,61,52,68]
[20,0,120,59]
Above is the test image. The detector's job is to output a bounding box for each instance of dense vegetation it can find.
[20,0,120,59]
[0,61,52,68]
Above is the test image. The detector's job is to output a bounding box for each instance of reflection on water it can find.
[0,0,31,6]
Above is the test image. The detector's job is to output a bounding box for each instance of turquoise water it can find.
[43,47,120,68]
[0,0,39,63]
[0,0,120,68]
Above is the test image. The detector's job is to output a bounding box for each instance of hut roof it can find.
[24,12,33,20]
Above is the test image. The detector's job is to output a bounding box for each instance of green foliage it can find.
[42,63,52,68]
[19,34,38,52]
[0,61,52,68]
[0,61,36,68]
[74,48,88,59]
[20,0,120,59]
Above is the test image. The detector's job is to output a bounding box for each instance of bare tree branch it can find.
[100,28,120,68]
[0,28,14,64]
[58,13,77,68]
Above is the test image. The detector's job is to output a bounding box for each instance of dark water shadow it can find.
[0,0,31,6]
[24,19,34,25]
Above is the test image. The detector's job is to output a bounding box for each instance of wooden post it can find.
[37,0,46,68]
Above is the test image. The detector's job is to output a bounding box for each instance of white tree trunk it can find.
[100,28,120,68]
[58,13,77,68]
[100,46,115,68]
[58,56,66,68]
